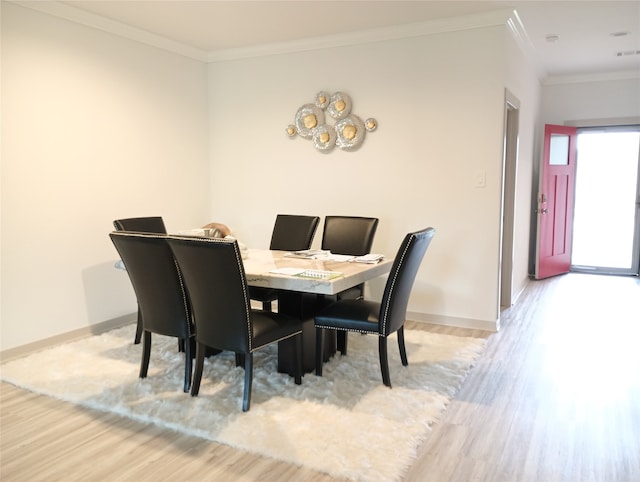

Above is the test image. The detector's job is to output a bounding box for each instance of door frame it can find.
[500,90,519,307]
[570,124,640,276]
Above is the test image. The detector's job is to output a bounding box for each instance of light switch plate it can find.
[474,170,486,188]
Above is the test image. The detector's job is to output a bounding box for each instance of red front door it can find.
[535,124,578,279]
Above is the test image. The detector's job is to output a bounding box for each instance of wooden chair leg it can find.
[243,353,254,412]
[139,331,151,378]
[134,308,143,344]
[315,327,324,376]
[183,337,193,393]
[379,336,391,388]
[398,326,408,366]
[190,342,205,397]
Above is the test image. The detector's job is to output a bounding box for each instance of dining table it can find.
[241,248,393,375]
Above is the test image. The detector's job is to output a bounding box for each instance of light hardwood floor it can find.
[2,273,639,481]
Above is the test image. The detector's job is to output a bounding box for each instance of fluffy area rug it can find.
[1,324,485,481]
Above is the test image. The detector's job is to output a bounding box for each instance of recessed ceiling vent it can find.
[610,31,630,38]
[616,50,640,57]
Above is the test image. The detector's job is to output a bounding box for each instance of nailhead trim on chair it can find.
[379,232,415,336]
[166,235,255,351]
[111,231,195,337]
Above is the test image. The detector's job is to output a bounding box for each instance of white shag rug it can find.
[1,324,485,481]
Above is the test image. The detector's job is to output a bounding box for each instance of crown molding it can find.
[10,1,209,62]
[206,9,516,63]
[10,2,516,65]
[506,9,547,81]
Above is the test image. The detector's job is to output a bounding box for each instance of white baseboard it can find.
[1,309,497,364]
[1,313,137,363]
[407,311,499,332]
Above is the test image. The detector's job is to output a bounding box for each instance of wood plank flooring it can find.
[2,273,639,481]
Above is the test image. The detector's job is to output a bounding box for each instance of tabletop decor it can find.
[287,90,377,152]
[2,323,484,481]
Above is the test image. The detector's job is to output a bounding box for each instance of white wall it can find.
[1,5,542,353]
[1,4,209,351]
[207,24,521,330]
[541,75,640,124]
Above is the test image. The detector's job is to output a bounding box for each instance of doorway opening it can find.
[570,126,640,276]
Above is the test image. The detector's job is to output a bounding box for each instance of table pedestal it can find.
[277,292,336,376]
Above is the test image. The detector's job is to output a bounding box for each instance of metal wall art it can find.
[286,91,377,152]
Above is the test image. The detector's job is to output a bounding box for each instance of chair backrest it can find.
[113,216,167,234]
[321,216,379,256]
[379,227,436,336]
[167,236,253,354]
[269,214,320,251]
[109,231,191,339]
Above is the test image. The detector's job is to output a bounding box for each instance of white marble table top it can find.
[242,249,392,295]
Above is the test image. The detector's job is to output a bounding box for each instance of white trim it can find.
[506,9,545,80]
[12,1,516,64]
[10,1,209,61]
[206,9,515,62]
[564,117,640,128]
[0,314,136,363]
[407,311,499,332]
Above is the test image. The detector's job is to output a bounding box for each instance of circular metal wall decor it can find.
[294,104,325,139]
[335,115,365,151]
[287,91,376,152]
[326,92,352,120]
[312,124,337,151]
[315,91,330,109]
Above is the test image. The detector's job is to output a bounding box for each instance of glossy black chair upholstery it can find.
[109,231,193,393]
[167,236,303,412]
[320,216,379,354]
[321,216,379,259]
[113,216,167,234]
[249,214,320,312]
[113,216,167,344]
[314,227,435,388]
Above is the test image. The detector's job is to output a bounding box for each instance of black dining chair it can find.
[320,216,379,354]
[249,214,320,312]
[167,236,303,412]
[113,216,167,234]
[113,216,167,344]
[321,216,379,259]
[109,231,193,393]
[314,227,436,388]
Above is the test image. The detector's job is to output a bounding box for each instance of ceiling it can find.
[57,1,640,78]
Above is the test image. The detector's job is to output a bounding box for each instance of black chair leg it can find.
[337,331,348,355]
[262,301,272,312]
[134,308,143,344]
[139,331,151,378]
[183,337,193,393]
[243,353,254,412]
[398,327,408,366]
[235,353,245,367]
[294,334,302,385]
[379,336,391,388]
[315,327,324,376]
[190,342,205,397]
